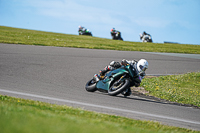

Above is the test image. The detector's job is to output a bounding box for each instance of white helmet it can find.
[137,59,148,73]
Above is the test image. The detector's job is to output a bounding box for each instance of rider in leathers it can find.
[140,31,152,42]
[99,59,148,87]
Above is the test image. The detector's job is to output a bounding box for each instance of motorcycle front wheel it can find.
[108,79,130,96]
[85,79,97,92]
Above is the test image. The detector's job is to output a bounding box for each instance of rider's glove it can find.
[113,62,121,68]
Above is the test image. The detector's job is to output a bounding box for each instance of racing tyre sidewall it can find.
[108,79,130,96]
[85,79,97,92]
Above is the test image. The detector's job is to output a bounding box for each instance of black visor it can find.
[139,65,147,71]
[139,65,143,70]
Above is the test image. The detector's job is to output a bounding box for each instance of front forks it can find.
[114,74,127,86]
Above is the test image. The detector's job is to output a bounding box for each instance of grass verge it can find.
[0,95,199,133]
[140,72,200,107]
[0,26,200,54]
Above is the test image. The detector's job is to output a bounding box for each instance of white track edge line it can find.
[0,89,199,125]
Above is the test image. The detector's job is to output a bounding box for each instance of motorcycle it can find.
[140,34,152,42]
[85,64,141,96]
[79,28,92,36]
[111,31,123,41]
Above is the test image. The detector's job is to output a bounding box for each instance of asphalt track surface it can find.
[0,43,200,130]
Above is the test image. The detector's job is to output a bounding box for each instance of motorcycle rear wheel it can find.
[108,79,130,96]
[85,79,97,92]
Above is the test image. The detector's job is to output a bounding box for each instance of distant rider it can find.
[78,25,84,32]
[99,59,148,87]
[110,28,117,34]
[110,28,123,40]
[140,31,152,42]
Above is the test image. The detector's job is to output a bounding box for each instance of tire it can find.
[108,79,130,96]
[85,79,97,92]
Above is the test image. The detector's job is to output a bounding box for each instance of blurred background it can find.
[0,0,199,44]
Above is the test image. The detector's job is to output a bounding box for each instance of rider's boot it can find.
[99,69,108,79]
[99,65,114,79]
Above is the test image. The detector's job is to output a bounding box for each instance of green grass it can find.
[0,26,200,54]
[1,95,199,133]
[141,72,200,107]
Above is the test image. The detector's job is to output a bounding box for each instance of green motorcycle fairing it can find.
[96,65,135,91]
